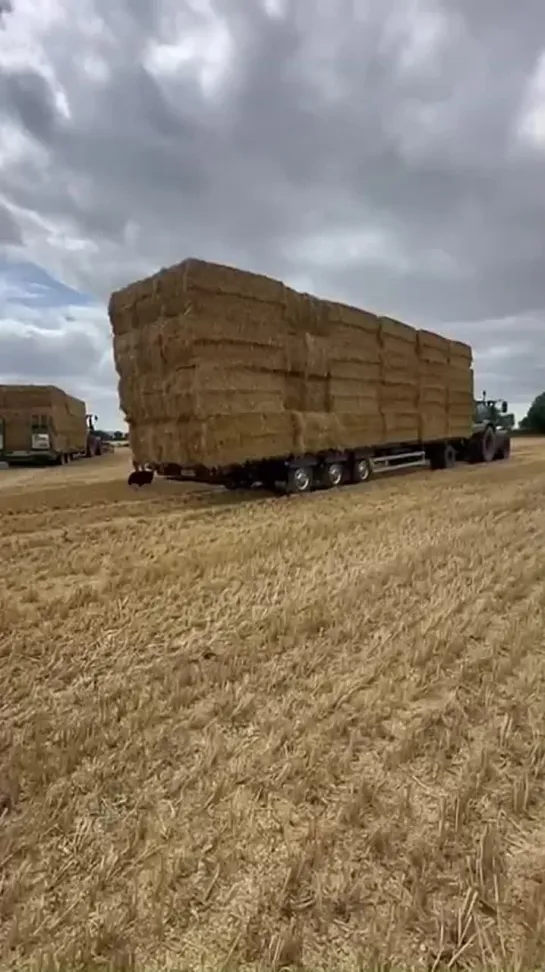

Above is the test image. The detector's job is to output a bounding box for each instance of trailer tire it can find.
[287,465,313,494]
[323,461,344,488]
[352,457,373,484]
[429,442,456,470]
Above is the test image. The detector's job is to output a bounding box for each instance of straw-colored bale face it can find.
[0,385,87,453]
[109,259,474,467]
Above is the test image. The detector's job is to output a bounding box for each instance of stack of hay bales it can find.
[109,258,474,469]
[447,339,474,437]
[379,317,419,443]
[417,330,450,441]
[0,385,87,452]
[415,332,474,440]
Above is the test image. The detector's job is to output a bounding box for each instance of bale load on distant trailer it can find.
[0,385,90,466]
[109,258,475,476]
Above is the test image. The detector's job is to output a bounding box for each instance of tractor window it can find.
[474,402,489,422]
[31,414,48,430]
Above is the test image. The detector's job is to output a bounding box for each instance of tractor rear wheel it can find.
[469,426,496,464]
[494,436,511,461]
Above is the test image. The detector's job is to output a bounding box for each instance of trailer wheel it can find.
[323,461,344,488]
[353,457,373,484]
[429,442,456,470]
[287,466,312,494]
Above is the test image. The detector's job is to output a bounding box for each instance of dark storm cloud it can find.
[0,0,13,27]
[2,65,60,143]
[0,0,544,418]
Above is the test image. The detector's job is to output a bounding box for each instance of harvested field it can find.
[2,439,545,971]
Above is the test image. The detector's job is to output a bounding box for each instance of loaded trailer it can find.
[129,395,511,493]
[107,257,512,495]
[0,385,103,466]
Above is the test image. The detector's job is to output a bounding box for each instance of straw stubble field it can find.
[1,439,545,971]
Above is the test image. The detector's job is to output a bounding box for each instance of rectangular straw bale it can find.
[195,340,288,373]
[419,413,448,441]
[151,412,295,467]
[381,366,418,385]
[417,329,449,354]
[448,420,472,437]
[329,330,380,364]
[325,301,380,335]
[417,344,449,367]
[335,413,384,448]
[206,412,296,465]
[447,388,473,407]
[446,374,473,399]
[379,316,417,344]
[194,364,285,396]
[160,258,287,304]
[329,379,379,415]
[169,290,288,330]
[419,386,447,407]
[419,361,448,380]
[329,360,381,382]
[286,333,330,377]
[381,412,419,443]
[291,411,343,454]
[448,339,472,363]
[292,410,382,452]
[284,375,330,413]
[296,294,329,338]
[171,313,287,350]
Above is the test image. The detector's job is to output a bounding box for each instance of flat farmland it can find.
[2,439,545,971]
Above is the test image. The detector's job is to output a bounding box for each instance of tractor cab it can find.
[473,393,508,430]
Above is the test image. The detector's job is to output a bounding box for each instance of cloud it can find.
[1,0,545,426]
[0,259,117,426]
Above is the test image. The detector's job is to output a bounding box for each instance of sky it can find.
[1,0,545,429]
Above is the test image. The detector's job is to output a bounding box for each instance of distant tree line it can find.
[515,393,545,435]
[94,429,130,443]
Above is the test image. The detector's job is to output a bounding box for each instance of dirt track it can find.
[2,440,545,971]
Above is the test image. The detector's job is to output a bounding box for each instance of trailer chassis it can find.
[128,425,511,493]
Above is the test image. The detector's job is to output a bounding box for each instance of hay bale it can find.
[284,375,330,413]
[448,339,472,363]
[379,316,417,344]
[417,329,449,354]
[325,301,380,334]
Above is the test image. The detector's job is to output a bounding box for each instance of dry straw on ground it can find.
[1,439,545,971]
[109,259,473,467]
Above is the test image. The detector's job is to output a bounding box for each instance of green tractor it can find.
[469,392,511,462]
